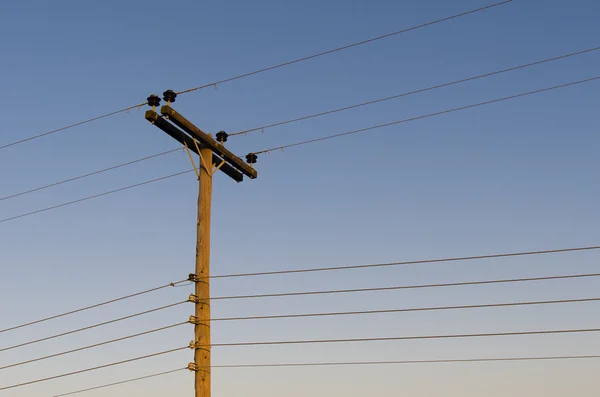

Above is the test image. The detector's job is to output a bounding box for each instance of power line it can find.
[214,355,600,368]
[51,368,188,397]
[0,322,188,370]
[0,148,182,202]
[0,105,144,151]
[9,46,597,203]
[211,327,600,347]
[176,1,512,95]
[212,297,600,322]
[253,75,600,155]
[47,354,600,396]
[0,169,194,224]
[212,272,600,300]
[0,279,188,334]
[0,301,187,352]
[230,45,600,136]
[0,346,188,391]
[209,245,600,279]
[0,1,511,152]
[7,289,596,368]
[4,76,598,225]
[16,296,595,370]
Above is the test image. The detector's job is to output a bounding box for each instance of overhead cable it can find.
[0,301,187,352]
[8,297,598,370]
[252,76,600,155]
[51,368,188,397]
[0,148,182,202]
[214,355,600,368]
[209,245,600,279]
[0,322,188,370]
[230,45,600,136]
[0,170,194,224]
[0,1,511,151]
[9,44,598,202]
[3,77,598,224]
[212,297,600,322]
[48,355,600,396]
[212,272,600,299]
[0,279,188,334]
[210,327,600,348]
[0,347,188,391]
[177,1,513,95]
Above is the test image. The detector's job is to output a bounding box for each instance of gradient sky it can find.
[1,0,599,396]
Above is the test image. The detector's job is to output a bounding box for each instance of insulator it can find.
[163,90,177,103]
[147,94,161,107]
[216,131,228,143]
[245,153,258,164]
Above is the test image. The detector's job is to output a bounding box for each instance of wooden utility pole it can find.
[145,90,258,397]
[195,145,212,397]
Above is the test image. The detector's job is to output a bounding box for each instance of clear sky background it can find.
[1,0,599,396]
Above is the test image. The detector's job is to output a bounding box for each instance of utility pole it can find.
[145,91,257,397]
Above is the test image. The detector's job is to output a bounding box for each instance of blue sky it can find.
[1,0,599,396]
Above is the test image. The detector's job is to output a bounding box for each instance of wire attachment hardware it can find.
[188,273,199,282]
[147,95,161,112]
[245,153,257,164]
[163,90,177,105]
[188,294,202,303]
[187,362,198,371]
[216,131,228,143]
[189,315,202,325]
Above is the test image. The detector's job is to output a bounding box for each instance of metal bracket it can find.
[212,158,226,176]
[187,362,211,374]
[188,294,208,304]
[183,142,200,179]
[189,315,210,325]
[189,341,211,351]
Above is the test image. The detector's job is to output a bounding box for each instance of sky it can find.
[1,0,599,396]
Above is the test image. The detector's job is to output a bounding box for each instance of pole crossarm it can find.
[145,109,244,182]
[160,106,257,179]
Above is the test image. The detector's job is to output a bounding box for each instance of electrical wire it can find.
[0,148,183,202]
[0,301,187,352]
[0,169,194,224]
[9,298,596,371]
[51,368,188,397]
[212,297,600,322]
[230,45,600,136]
[0,279,188,334]
[212,272,600,300]
[209,245,600,279]
[0,322,188,370]
[6,45,597,203]
[6,347,597,392]
[214,355,600,368]
[252,75,600,155]
[0,347,188,391]
[0,105,145,151]
[3,77,597,224]
[177,1,512,95]
[0,1,511,152]
[47,354,600,396]
[210,327,600,348]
